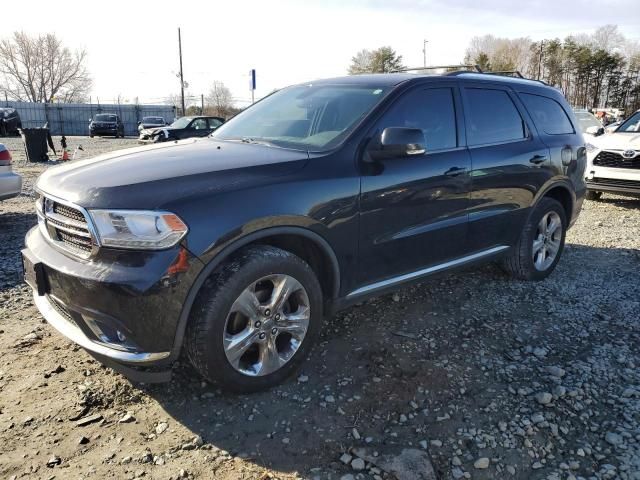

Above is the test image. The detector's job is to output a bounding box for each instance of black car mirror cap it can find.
[370,127,426,160]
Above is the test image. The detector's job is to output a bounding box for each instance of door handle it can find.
[529,155,548,165]
[444,167,467,177]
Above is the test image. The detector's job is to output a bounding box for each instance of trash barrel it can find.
[20,128,50,162]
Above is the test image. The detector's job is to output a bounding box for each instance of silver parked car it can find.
[0,143,22,200]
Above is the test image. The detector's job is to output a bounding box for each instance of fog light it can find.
[116,330,127,342]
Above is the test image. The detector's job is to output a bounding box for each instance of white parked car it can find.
[584,110,640,200]
[0,143,22,201]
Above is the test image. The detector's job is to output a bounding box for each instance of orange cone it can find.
[60,148,69,161]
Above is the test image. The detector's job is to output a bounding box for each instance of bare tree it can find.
[0,32,91,103]
[205,81,234,117]
[348,49,375,74]
[348,47,404,74]
[465,35,532,72]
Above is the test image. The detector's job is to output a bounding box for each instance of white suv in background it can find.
[584,110,640,200]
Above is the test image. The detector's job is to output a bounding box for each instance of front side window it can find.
[213,84,390,150]
[377,87,457,151]
[618,111,640,132]
[465,88,526,146]
[191,118,208,130]
[520,93,574,135]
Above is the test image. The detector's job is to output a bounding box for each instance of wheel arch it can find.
[534,181,574,222]
[170,226,341,360]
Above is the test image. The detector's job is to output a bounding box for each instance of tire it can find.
[90,134,94,138]
[585,190,602,201]
[186,245,323,392]
[501,197,567,281]
[0,123,6,137]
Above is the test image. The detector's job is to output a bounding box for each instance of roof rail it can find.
[391,65,483,73]
[484,70,524,78]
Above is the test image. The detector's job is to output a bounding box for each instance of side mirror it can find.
[585,125,604,136]
[370,127,426,160]
[137,121,141,125]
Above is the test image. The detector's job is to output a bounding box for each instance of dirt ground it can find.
[0,136,639,480]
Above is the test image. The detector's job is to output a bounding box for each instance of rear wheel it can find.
[585,190,602,201]
[501,197,567,281]
[186,245,323,392]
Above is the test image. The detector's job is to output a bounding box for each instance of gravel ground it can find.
[0,136,639,480]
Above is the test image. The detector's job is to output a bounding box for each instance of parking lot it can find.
[1,136,639,480]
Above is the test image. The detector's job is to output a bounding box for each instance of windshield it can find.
[143,117,164,124]
[95,114,117,122]
[617,111,640,133]
[171,117,191,129]
[212,84,390,150]
[575,112,601,133]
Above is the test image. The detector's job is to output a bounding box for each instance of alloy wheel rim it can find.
[223,274,310,377]
[532,211,562,271]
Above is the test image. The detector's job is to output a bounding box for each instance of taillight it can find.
[0,148,11,166]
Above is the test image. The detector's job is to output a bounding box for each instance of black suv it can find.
[138,115,225,143]
[89,113,125,138]
[23,72,586,391]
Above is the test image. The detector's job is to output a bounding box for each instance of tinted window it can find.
[521,93,573,135]
[465,89,526,145]
[379,88,457,151]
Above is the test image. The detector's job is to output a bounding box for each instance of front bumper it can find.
[585,164,640,196]
[23,225,203,369]
[90,126,118,135]
[33,293,170,363]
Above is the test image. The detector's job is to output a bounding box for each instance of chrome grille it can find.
[36,193,96,258]
[593,150,640,169]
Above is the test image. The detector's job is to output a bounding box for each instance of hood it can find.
[37,138,309,209]
[590,132,640,150]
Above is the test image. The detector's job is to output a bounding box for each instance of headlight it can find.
[89,210,188,250]
[585,142,598,153]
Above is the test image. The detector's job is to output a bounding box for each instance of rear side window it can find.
[520,93,574,135]
[379,87,457,151]
[465,88,526,146]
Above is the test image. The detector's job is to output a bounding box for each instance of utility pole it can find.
[201,94,204,114]
[178,28,186,116]
[537,40,544,80]
[423,39,428,67]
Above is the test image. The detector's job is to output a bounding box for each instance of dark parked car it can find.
[23,72,586,392]
[89,114,125,138]
[137,116,168,134]
[138,115,224,143]
[0,107,22,136]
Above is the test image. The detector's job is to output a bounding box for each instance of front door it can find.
[358,85,471,286]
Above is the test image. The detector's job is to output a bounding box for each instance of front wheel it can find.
[186,245,323,392]
[501,197,567,281]
[585,190,602,201]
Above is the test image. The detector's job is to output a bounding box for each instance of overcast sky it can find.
[3,0,639,107]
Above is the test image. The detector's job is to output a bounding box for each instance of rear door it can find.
[461,84,552,251]
[358,84,471,285]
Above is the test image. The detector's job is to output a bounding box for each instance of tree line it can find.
[464,25,640,113]
[348,26,639,115]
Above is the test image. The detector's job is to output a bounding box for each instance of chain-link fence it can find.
[2,101,177,136]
